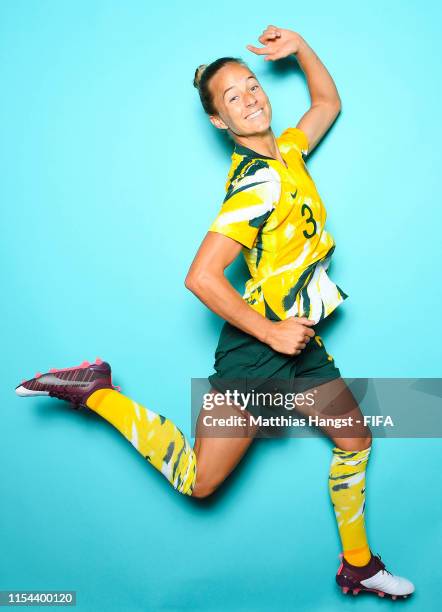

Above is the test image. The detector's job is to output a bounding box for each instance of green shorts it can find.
[208,320,341,417]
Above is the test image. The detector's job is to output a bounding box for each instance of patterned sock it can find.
[86,388,197,496]
[328,446,372,566]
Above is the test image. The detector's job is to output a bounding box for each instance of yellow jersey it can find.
[208,127,348,323]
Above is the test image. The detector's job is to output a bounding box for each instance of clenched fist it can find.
[264,316,316,355]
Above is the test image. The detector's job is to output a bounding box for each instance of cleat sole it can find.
[339,584,413,600]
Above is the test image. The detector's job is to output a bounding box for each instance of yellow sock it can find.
[329,446,372,566]
[86,388,197,495]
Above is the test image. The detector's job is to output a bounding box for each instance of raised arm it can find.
[294,34,341,154]
[247,25,341,154]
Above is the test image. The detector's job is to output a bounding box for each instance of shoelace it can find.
[374,553,393,576]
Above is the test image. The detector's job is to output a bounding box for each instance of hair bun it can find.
[193,64,208,89]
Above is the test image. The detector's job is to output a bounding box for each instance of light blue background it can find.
[1,1,441,610]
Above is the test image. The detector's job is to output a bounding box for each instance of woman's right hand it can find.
[264,317,316,355]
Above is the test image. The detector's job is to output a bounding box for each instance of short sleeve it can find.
[277,127,309,157]
[208,165,281,249]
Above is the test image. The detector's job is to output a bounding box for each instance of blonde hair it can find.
[193,64,208,90]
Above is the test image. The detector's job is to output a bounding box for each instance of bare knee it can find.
[190,469,221,499]
[191,478,218,499]
[337,431,372,452]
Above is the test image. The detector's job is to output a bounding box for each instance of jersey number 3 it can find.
[301,203,317,239]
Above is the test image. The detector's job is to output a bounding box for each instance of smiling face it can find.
[207,62,272,138]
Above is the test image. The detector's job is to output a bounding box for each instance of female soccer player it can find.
[15,25,414,600]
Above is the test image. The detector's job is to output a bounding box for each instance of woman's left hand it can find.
[246,25,304,61]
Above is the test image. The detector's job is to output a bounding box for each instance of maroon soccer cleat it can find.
[336,552,415,600]
[15,357,120,409]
